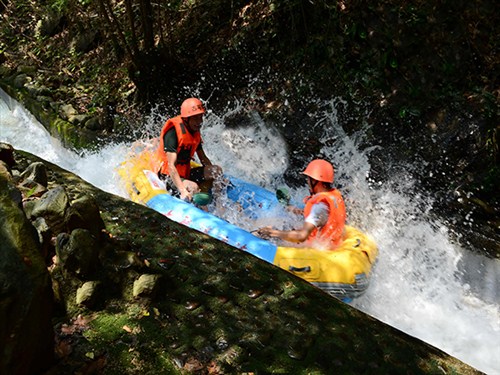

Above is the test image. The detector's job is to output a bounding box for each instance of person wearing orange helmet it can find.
[157,98,222,203]
[257,159,346,249]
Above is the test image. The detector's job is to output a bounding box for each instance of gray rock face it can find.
[133,274,161,298]
[19,161,48,187]
[66,195,105,238]
[56,228,100,279]
[29,185,69,234]
[0,175,54,375]
[76,281,101,307]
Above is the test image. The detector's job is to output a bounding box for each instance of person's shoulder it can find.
[314,201,329,210]
[167,115,183,122]
[163,127,179,150]
[330,188,344,200]
[164,116,183,132]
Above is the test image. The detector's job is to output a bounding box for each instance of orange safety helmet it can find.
[180,98,206,118]
[302,159,334,183]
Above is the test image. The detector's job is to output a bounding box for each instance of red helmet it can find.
[302,159,334,183]
[180,98,205,118]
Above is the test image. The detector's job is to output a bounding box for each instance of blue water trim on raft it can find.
[226,176,304,216]
[147,193,278,263]
[226,176,280,214]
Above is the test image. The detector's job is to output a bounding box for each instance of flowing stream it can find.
[1,88,499,374]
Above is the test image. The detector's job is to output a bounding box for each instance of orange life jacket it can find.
[303,189,346,248]
[157,116,201,178]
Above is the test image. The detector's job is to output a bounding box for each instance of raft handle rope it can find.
[131,182,140,195]
[288,266,311,273]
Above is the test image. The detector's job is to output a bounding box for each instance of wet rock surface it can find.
[0,157,54,375]
[0,143,482,374]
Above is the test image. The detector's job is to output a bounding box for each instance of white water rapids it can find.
[1,89,499,374]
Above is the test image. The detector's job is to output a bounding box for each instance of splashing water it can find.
[1,89,499,374]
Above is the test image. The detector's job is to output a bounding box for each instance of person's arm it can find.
[195,145,212,166]
[257,221,316,243]
[257,201,328,242]
[166,151,191,201]
[163,128,192,201]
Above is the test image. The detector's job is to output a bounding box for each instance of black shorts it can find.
[158,166,206,197]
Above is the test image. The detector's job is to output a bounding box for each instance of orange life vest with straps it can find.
[157,116,201,178]
[303,189,346,248]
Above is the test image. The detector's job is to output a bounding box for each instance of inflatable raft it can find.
[117,149,378,301]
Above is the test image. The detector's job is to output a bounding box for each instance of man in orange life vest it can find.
[257,159,346,249]
[157,98,222,202]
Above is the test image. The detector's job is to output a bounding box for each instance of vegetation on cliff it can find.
[1,1,497,142]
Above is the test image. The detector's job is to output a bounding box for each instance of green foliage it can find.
[24,186,38,199]
[486,128,498,158]
[85,313,133,343]
[482,164,499,197]
[49,0,69,13]
[398,107,421,120]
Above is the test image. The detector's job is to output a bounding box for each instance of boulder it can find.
[59,104,77,121]
[0,160,10,180]
[35,12,63,37]
[133,274,161,298]
[84,116,102,131]
[18,161,48,197]
[76,280,101,308]
[66,195,105,238]
[32,216,53,261]
[0,175,54,375]
[71,29,99,53]
[0,143,15,169]
[56,228,100,279]
[13,73,30,88]
[29,185,70,234]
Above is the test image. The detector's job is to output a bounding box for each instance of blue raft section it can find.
[146,176,281,264]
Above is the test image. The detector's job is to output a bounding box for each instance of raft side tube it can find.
[312,273,370,300]
[274,246,373,284]
[147,193,278,263]
[117,163,167,205]
[273,226,378,285]
[226,176,304,214]
[226,176,280,215]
